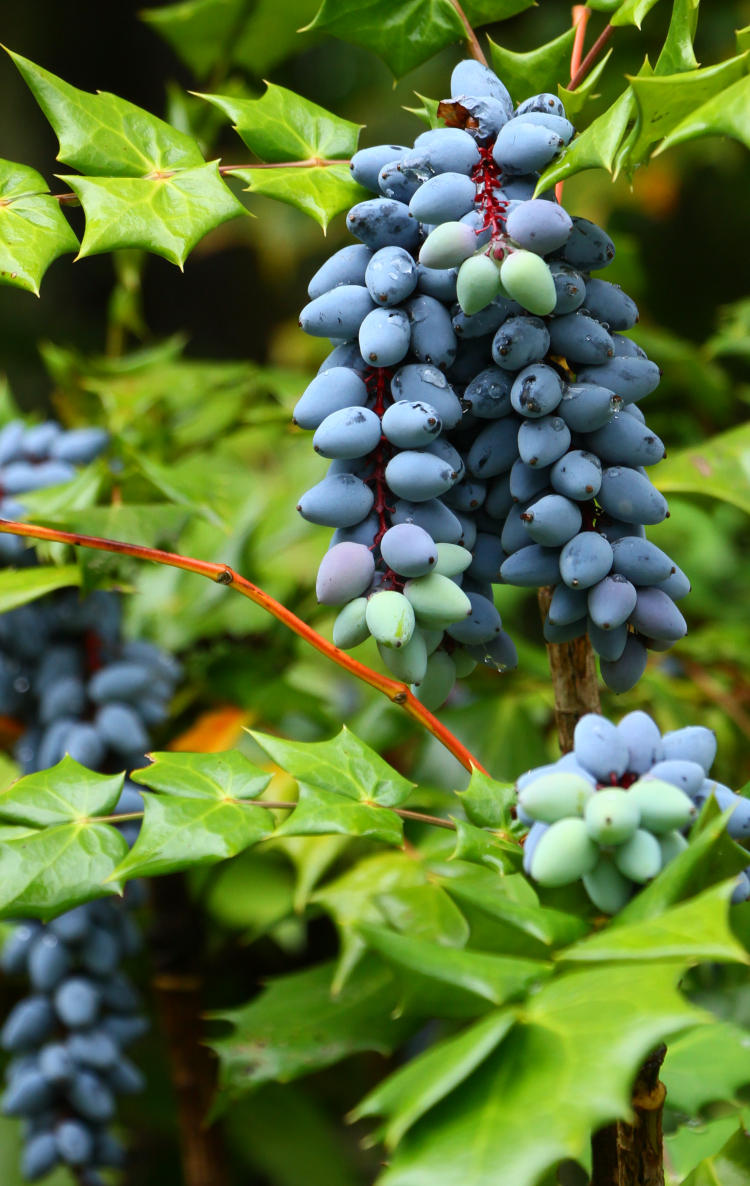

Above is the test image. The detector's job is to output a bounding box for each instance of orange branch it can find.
[0,519,487,775]
[556,5,593,204]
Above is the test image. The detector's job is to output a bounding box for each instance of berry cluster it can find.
[295,59,686,706]
[518,711,750,913]
[0,420,179,1182]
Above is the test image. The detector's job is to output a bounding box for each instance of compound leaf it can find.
[0,758,123,827]
[274,786,403,846]
[131,749,271,801]
[230,163,366,229]
[198,84,362,161]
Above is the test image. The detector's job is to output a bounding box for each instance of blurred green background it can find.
[0,2,748,1182]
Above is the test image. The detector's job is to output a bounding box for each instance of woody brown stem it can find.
[590,1047,667,1186]
[537,587,601,754]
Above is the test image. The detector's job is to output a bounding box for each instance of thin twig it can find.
[0,518,487,775]
[568,21,614,91]
[570,6,592,84]
[449,0,488,66]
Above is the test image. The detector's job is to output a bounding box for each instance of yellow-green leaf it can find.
[0,158,77,294]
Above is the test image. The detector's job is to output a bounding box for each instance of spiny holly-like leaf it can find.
[535,84,636,193]
[557,50,613,117]
[404,93,441,129]
[612,803,750,925]
[198,83,362,162]
[0,565,83,614]
[352,1009,516,1148]
[61,163,245,267]
[209,957,414,1102]
[663,1023,750,1114]
[654,421,750,517]
[0,758,123,827]
[252,726,414,806]
[666,1115,749,1184]
[131,749,271,801]
[303,0,465,77]
[274,786,403,846]
[7,49,203,175]
[611,0,665,26]
[487,27,576,103]
[559,881,749,966]
[450,819,520,874]
[657,72,750,155]
[0,159,78,294]
[230,163,367,229]
[655,0,700,74]
[0,821,128,920]
[681,1126,750,1186]
[624,54,748,167]
[358,924,551,1007]
[376,885,470,948]
[376,963,709,1185]
[111,792,273,880]
[459,767,514,830]
[434,863,589,951]
[143,0,317,79]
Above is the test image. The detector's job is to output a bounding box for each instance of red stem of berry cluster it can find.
[472,146,508,252]
[366,367,395,552]
[0,517,488,775]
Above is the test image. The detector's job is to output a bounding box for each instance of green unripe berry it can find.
[403,573,472,627]
[365,590,415,649]
[614,828,662,884]
[529,817,599,887]
[332,597,369,649]
[456,253,501,315]
[419,222,478,269]
[433,543,473,577]
[584,789,640,845]
[627,779,696,834]
[378,630,428,684]
[413,650,456,710]
[519,773,594,824]
[500,250,556,316]
[452,650,478,678]
[583,857,633,915]
[658,830,689,866]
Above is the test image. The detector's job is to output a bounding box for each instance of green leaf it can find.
[0,159,77,294]
[352,1009,515,1148]
[657,72,750,155]
[450,818,521,873]
[274,786,403,846]
[131,749,271,801]
[611,0,664,26]
[198,84,361,162]
[435,863,589,950]
[376,885,470,948]
[0,758,123,827]
[0,821,128,920]
[613,804,750,924]
[230,163,367,229]
[461,0,534,20]
[0,565,82,613]
[738,26,750,55]
[654,422,750,516]
[655,0,700,74]
[39,504,190,550]
[487,27,576,103]
[141,0,247,78]
[403,93,441,130]
[535,84,636,193]
[559,882,750,966]
[210,957,413,1100]
[377,963,708,1184]
[111,792,273,880]
[303,0,465,76]
[358,924,551,1007]
[251,726,414,806]
[8,49,204,175]
[664,1023,750,1114]
[557,50,614,117]
[681,1127,750,1186]
[624,55,748,167]
[459,767,514,829]
[667,1115,749,1183]
[62,163,245,267]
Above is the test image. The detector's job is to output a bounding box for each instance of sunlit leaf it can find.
[657,73,750,155]
[0,158,77,294]
[0,758,123,827]
[132,749,271,801]
[0,564,82,613]
[197,84,362,162]
[487,27,576,103]
[664,1023,750,1114]
[654,422,750,516]
[0,821,127,920]
[230,163,367,229]
[535,84,636,193]
[274,786,403,846]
